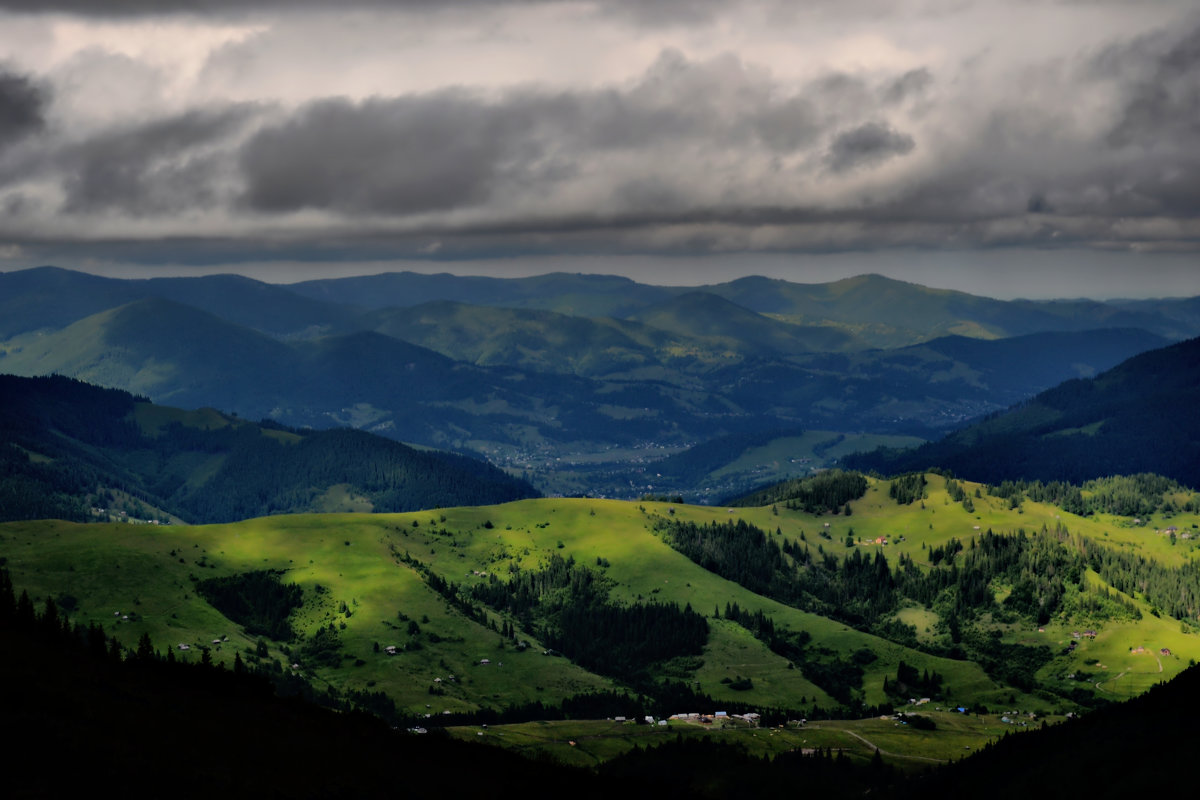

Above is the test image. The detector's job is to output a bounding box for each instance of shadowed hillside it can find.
[848,336,1200,488]
[0,374,537,523]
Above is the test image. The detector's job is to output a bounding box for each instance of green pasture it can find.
[446,709,1053,771]
[2,475,1197,721]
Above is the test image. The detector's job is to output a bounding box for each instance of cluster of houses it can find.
[1132,646,1174,656]
[175,634,228,651]
[667,711,762,727]
[90,507,166,525]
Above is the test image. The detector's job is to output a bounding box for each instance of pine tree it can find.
[0,568,14,621]
[134,631,153,660]
[15,590,35,627]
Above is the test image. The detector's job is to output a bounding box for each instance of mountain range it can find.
[1,265,1196,496]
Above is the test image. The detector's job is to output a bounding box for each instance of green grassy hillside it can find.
[4,478,1197,724]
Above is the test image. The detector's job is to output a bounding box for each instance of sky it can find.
[0,0,1197,299]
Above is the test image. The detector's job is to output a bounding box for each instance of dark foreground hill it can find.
[0,587,599,799]
[0,374,537,524]
[4,565,1197,799]
[848,336,1200,488]
[909,663,1199,799]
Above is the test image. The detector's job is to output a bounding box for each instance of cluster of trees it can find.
[469,553,708,683]
[883,659,944,699]
[660,512,1184,699]
[888,472,927,505]
[987,474,1196,518]
[729,470,869,513]
[943,476,977,512]
[195,570,304,641]
[659,518,897,628]
[1080,538,1200,621]
[395,548,708,684]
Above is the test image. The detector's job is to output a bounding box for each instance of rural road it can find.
[1096,657,1163,692]
[817,726,947,764]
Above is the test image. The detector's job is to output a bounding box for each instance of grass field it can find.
[445,709,1058,771]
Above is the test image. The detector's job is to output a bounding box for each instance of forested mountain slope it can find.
[0,374,537,523]
[847,336,1200,487]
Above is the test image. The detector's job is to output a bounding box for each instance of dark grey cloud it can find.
[0,68,47,148]
[826,122,915,172]
[1102,22,1200,148]
[59,105,259,215]
[240,93,543,214]
[239,51,856,216]
[2,2,1198,272]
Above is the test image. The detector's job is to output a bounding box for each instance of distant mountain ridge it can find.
[285,269,1200,343]
[0,266,361,339]
[1,265,1193,497]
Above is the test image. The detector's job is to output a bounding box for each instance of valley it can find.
[2,266,1199,788]
[0,267,1188,500]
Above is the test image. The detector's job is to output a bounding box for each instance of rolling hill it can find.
[289,270,675,318]
[626,291,861,355]
[0,265,360,339]
[4,471,1199,724]
[703,274,1195,345]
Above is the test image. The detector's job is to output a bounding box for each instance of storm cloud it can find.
[0,69,46,148]
[61,105,260,215]
[0,0,1196,294]
[826,122,915,173]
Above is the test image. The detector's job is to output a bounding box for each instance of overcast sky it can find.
[0,0,1197,298]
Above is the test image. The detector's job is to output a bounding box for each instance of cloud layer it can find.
[0,0,1197,287]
